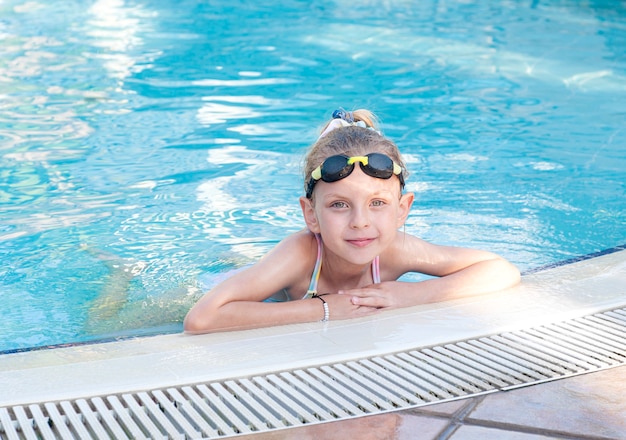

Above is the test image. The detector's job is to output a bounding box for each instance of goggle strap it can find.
[311,166,322,181]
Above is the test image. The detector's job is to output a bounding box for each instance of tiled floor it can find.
[237,365,626,440]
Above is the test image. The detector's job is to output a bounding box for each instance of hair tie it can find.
[319,108,380,139]
[332,107,354,123]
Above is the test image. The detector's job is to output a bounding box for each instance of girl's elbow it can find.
[183,310,213,334]
[501,260,521,288]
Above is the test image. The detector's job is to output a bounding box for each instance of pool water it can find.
[1,0,625,353]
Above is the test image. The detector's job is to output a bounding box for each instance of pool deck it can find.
[234,364,626,440]
[1,248,625,439]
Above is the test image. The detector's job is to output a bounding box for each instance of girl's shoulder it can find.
[272,229,318,255]
[380,231,432,272]
[387,231,429,253]
[257,229,319,294]
[259,229,319,276]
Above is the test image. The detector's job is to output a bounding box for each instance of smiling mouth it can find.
[347,238,375,247]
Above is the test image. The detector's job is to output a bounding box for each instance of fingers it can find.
[350,295,387,308]
[338,287,389,308]
[324,293,379,319]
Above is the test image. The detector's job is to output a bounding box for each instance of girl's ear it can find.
[396,192,414,228]
[300,197,321,233]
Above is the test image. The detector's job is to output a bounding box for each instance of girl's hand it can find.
[338,281,404,309]
[318,293,379,320]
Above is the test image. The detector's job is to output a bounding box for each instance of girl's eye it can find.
[330,201,348,209]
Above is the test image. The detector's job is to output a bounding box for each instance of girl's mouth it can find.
[347,238,375,248]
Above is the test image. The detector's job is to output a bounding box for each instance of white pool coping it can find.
[1,249,625,408]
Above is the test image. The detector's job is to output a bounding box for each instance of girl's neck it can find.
[319,250,374,292]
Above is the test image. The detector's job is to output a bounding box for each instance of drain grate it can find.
[2,307,626,439]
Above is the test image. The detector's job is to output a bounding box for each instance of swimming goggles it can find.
[306,153,405,198]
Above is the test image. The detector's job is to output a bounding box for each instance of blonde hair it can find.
[303,109,407,197]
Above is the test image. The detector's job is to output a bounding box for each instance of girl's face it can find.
[300,165,413,267]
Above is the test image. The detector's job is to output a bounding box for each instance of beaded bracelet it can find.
[313,295,329,322]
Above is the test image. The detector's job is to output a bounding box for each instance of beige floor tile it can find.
[451,425,570,439]
[395,413,451,439]
[466,366,626,439]
[411,398,475,417]
[235,413,404,440]
[235,412,450,440]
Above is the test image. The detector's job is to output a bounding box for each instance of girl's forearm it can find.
[404,257,520,305]
[183,298,326,334]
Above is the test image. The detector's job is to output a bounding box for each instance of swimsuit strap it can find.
[304,233,323,299]
[372,255,381,284]
[303,233,381,299]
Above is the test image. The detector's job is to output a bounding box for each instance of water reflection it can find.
[86,0,158,80]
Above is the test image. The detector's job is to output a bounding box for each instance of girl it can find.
[184,108,520,333]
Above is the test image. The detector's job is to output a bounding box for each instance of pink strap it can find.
[372,255,381,284]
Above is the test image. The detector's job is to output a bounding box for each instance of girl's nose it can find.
[350,206,370,229]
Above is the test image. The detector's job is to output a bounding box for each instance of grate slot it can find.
[421,347,505,389]
[332,363,404,410]
[60,401,93,439]
[423,346,509,389]
[317,366,380,413]
[596,311,626,327]
[253,376,318,424]
[343,359,434,405]
[214,382,269,432]
[362,359,455,399]
[434,344,522,386]
[0,408,20,440]
[222,380,284,429]
[196,384,253,435]
[275,371,350,420]
[91,397,130,440]
[399,351,492,393]
[152,389,201,438]
[237,378,300,427]
[448,340,543,383]
[477,337,571,378]
[578,315,626,342]
[268,369,346,423]
[608,309,626,319]
[166,387,221,438]
[121,394,166,439]
[297,368,366,415]
[553,322,626,359]
[495,333,582,374]
[526,327,615,367]
[2,306,626,439]
[74,399,109,439]
[43,403,74,440]
[460,340,550,381]
[509,329,599,370]
[386,353,470,396]
[12,407,39,440]
[29,404,57,440]
[180,386,236,436]
[137,391,186,439]
[106,395,150,440]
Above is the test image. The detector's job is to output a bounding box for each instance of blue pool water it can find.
[1,0,625,352]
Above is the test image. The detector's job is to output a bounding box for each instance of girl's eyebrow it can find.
[321,189,396,200]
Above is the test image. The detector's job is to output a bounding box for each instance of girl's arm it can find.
[344,234,521,309]
[183,231,326,333]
